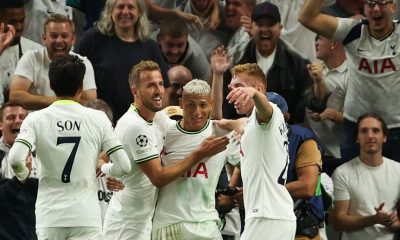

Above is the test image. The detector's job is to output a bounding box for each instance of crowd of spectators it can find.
[1,0,400,239]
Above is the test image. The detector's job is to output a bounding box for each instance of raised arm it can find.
[210,46,231,120]
[298,0,339,38]
[139,135,229,188]
[227,86,272,123]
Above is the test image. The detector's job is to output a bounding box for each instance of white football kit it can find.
[151,120,241,239]
[10,100,130,233]
[240,104,296,240]
[333,18,400,128]
[103,105,173,240]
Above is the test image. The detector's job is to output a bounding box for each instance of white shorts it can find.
[240,217,296,240]
[103,213,152,240]
[152,221,223,240]
[36,227,102,240]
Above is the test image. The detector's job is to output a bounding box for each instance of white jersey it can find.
[333,157,400,240]
[152,120,241,230]
[0,37,41,88]
[15,100,125,228]
[13,48,96,97]
[333,18,400,128]
[240,104,295,222]
[104,105,173,226]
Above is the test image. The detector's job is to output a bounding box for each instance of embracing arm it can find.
[9,142,31,182]
[140,135,229,188]
[101,147,131,177]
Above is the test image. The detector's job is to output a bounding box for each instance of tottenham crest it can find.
[136,135,149,147]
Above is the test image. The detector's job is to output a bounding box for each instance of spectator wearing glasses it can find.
[299,0,400,163]
[165,65,193,107]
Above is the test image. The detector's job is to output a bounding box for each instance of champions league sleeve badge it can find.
[136,135,149,147]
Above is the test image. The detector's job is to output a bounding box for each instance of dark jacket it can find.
[223,39,313,123]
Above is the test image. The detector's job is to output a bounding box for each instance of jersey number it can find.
[277,141,289,185]
[57,136,81,183]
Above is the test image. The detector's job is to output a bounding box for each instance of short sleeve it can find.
[123,123,159,163]
[13,50,35,82]
[99,113,124,156]
[332,167,351,201]
[295,139,322,170]
[332,17,360,42]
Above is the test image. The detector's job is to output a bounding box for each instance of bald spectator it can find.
[165,65,193,106]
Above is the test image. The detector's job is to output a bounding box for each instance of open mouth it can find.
[11,129,20,134]
[372,15,383,22]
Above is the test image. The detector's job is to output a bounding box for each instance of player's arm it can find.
[210,46,231,120]
[9,141,31,182]
[298,0,338,39]
[9,75,57,110]
[139,135,229,188]
[286,140,321,199]
[227,86,272,123]
[100,146,131,177]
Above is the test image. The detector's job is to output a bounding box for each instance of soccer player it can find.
[103,61,229,239]
[299,0,400,162]
[8,54,131,240]
[151,79,241,240]
[226,63,296,240]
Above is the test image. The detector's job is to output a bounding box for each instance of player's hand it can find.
[211,46,231,75]
[215,118,246,135]
[227,86,257,107]
[0,23,15,55]
[196,135,229,160]
[106,176,124,192]
[234,187,244,208]
[216,194,235,214]
[96,158,107,177]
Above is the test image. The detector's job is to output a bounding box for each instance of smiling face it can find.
[42,21,75,61]
[180,92,212,131]
[134,70,165,113]
[357,116,387,155]
[0,106,27,146]
[364,0,396,38]
[112,0,140,32]
[158,35,188,64]
[251,16,282,57]
[224,0,253,31]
